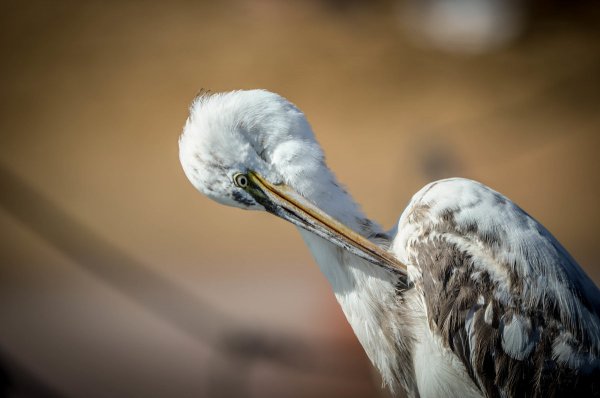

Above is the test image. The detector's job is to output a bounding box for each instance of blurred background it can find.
[0,0,599,397]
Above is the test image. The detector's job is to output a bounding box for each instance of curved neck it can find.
[291,168,393,289]
[293,177,413,393]
[293,168,379,237]
[297,226,412,393]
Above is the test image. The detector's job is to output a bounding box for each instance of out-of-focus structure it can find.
[0,1,598,397]
[400,0,525,54]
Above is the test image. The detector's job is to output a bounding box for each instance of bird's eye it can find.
[233,173,248,188]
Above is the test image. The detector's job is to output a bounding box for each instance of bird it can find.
[178,89,600,397]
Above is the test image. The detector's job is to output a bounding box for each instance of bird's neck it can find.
[294,177,412,393]
[289,167,371,233]
[293,169,395,297]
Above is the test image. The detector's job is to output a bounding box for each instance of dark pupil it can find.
[238,176,247,186]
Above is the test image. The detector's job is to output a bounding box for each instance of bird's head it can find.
[179,89,405,273]
[179,89,324,211]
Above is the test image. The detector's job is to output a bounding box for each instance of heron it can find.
[178,89,600,397]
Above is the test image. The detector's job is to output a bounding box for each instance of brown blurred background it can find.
[0,0,599,397]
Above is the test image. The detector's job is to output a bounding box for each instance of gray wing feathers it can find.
[397,178,600,397]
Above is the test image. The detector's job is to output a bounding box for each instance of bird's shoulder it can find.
[391,178,600,397]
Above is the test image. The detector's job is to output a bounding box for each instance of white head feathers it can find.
[178,89,363,224]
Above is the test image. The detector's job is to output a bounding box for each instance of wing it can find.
[393,178,600,397]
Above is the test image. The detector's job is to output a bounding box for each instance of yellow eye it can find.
[233,173,248,188]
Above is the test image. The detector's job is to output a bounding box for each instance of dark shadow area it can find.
[0,349,64,398]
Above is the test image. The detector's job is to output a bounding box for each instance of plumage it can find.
[395,179,600,396]
[179,89,600,397]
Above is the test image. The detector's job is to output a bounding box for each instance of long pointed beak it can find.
[246,172,407,275]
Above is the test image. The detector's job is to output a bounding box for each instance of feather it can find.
[393,178,600,397]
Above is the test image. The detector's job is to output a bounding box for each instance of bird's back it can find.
[392,178,600,397]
